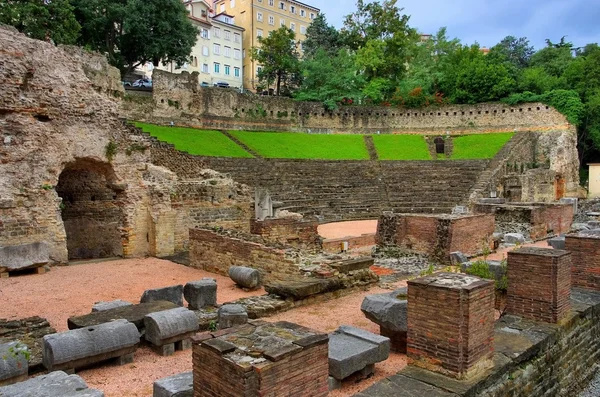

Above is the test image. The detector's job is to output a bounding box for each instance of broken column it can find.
[144,307,199,356]
[506,247,571,323]
[565,231,600,292]
[0,342,28,386]
[217,304,248,329]
[407,272,495,379]
[192,321,329,396]
[228,266,261,289]
[183,279,217,310]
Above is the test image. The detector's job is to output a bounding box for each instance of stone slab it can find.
[183,279,216,310]
[330,257,374,273]
[0,370,105,396]
[504,233,525,244]
[0,242,49,272]
[67,301,178,331]
[91,300,133,312]
[141,285,184,306]
[361,291,407,332]
[547,236,566,250]
[355,373,460,397]
[264,277,343,300]
[153,371,193,397]
[0,316,56,373]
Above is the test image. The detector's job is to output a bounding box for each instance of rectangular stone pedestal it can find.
[565,232,600,292]
[506,247,571,323]
[407,272,495,379]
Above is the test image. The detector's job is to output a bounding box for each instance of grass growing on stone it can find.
[229,131,370,160]
[134,122,253,158]
[371,135,431,160]
[451,132,514,159]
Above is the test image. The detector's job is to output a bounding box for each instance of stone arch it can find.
[55,158,125,260]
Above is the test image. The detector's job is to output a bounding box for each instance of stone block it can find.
[547,236,566,250]
[360,291,407,333]
[183,279,216,310]
[153,371,193,397]
[228,266,261,289]
[587,221,600,229]
[330,257,374,273]
[92,300,133,312]
[0,342,28,386]
[0,242,49,273]
[0,370,104,396]
[571,223,591,232]
[449,251,468,265]
[217,304,248,329]
[264,277,343,300]
[144,307,199,349]
[504,233,525,244]
[68,301,178,331]
[43,319,140,372]
[141,285,184,306]
[479,198,506,204]
[328,325,390,380]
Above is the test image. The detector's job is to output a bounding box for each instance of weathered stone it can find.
[0,370,104,396]
[153,371,193,397]
[479,198,506,204]
[0,242,49,273]
[330,257,374,273]
[361,291,408,333]
[43,319,140,371]
[144,307,199,347]
[0,342,28,386]
[264,278,343,300]
[183,279,216,309]
[547,236,566,250]
[217,304,248,329]
[559,197,578,213]
[504,233,525,244]
[328,325,390,381]
[571,223,591,232]
[228,266,261,289]
[91,300,133,312]
[0,317,56,374]
[68,301,178,331]
[141,285,184,306]
[449,251,468,265]
[587,221,600,229]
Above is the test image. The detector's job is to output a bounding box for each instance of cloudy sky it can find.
[318,0,599,50]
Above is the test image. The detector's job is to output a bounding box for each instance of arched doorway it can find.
[434,137,445,155]
[56,159,125,260]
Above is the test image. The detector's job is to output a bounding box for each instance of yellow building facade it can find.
[589,164,600,198]
[213,0,319,89]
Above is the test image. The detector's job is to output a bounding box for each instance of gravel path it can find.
[318,220,378,240]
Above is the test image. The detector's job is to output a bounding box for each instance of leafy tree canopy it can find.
[302,13,343,59]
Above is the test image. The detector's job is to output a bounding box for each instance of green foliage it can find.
[302,14,343,59]
[372,135,431,160]
[0,0,80,44]
[2,342,30,364]
[464,259,508,291]
[229,131,370,160]
[72,0,197,77]
[251,27,300,96]
[419,264,436,277]
[502,90,585,125]
[134,122,253,158]
[125,143,147,155]
[41,184,53,191]
[451,133,514,159]
[488,36,534,70]
[105,141,118,162]
[208,320,217,332]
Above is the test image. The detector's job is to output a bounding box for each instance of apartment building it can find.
[213,0,320,89]
[155,0,245,88]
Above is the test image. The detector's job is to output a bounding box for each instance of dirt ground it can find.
[0,258,405,397]
[318,220,378,240]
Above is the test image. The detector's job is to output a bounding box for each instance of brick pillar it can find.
[506,247,571,323]
[407,272,495,379]
[565,233,600,292]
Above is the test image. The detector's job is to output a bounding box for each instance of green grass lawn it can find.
[229,131,370,160]
[451,132,514,159]
[372,135,431,160]
[134,122,253,158]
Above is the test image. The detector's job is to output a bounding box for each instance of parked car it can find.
[200,81,210,87]
[121,81,132,87]
[213,81,230,88]
[132,78,152,88]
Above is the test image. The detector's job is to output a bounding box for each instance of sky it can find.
[317,0,599,50]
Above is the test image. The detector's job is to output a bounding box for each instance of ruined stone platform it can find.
[0,317,56,373]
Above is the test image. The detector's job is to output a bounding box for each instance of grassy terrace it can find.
[372,135,431,160]
[451,132,514,159]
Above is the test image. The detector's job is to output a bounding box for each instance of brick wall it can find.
[565,233,600,292]
[506,247,571,323]
[250,217,322,251]
[407,273,495,379]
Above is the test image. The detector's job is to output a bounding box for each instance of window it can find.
[213,27,221,38]
[234,67,240,77]
[220,3,225,12]
[300,9,305,17]
[280,19,285,27]
[224,46,231,57]
[201,63,209,73]
[269,0,273,5]
[257,12,263,21]
[214,63,220,73]
[233,48,241,59]
[224,16,232,24]
[225,65,231,75]
[310,12,315,19]
[201,10,207,17]
[268,15,274,25]
[290,22,295,31]
[234,33,241,43]
[256,28,263,37]
[230,0,235,7]
[290,5,295,13]
[257,66,262,76]
[201,28,210,39]
[213,43,220,55]
[202,46,209,56]
[224,30,231,40]
[300,25,306,34]
[279,2,285,10]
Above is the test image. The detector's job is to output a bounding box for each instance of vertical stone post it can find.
[565,232,600,292]
[506,247,571,323]
[407,272,495,379]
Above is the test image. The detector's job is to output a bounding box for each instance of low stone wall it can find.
[322,234,376,253]
[473,202,574,240]
[376,213,495,263]
[250,217,321,251]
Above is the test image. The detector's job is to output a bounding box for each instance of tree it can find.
[251,27,300,96]
[72,0,197,77]
[302,14,342,59]
[529,38,574,77]
[488,36,534,69]
[0,0,80,44]
[295,48,364,109]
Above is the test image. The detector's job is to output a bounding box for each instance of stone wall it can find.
[0,26,250,263]
[249,217,322,251]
